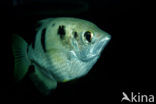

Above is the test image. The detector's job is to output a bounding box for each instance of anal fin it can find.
[29,65,57,95]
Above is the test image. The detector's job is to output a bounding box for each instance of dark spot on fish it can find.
[74,31,78,38]
[58,25,65,39]
[51,23,55,27]
[41,28,46,52]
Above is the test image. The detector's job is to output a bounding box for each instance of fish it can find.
[12,17,111,94]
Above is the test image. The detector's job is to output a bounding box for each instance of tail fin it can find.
[12,35,31,81]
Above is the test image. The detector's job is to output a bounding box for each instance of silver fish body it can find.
[12,17,111,94]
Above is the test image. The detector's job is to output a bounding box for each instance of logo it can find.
[121,92,155,103]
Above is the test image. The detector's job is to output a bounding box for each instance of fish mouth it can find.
[80,35,111,62]
[92,36,111,55]
[72,34,111,62]
[79,54,99,62]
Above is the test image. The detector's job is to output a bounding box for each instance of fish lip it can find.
[91,36,111,57]
[79,54,99,62]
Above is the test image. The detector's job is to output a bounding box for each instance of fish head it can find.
[69,19,111,62]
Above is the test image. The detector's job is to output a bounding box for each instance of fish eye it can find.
[84,31,93,43]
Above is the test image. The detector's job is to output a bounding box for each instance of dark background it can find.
[1,0,155,104]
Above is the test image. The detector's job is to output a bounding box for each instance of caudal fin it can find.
[12,35,31,81]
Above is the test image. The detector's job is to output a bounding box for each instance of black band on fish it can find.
[74,31,78,39]
[41,28,46,52]
[58,25,65,39]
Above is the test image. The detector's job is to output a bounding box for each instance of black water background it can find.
[1,0,155,104]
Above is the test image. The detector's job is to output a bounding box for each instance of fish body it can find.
[12,17,111,94]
